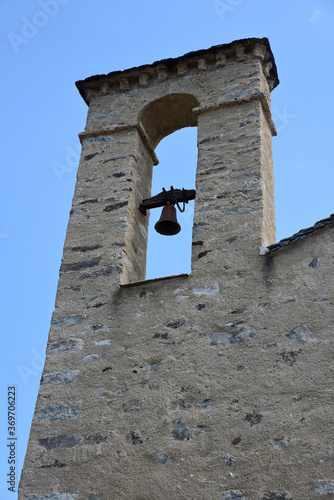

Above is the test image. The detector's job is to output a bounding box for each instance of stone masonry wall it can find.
[19,39,334,500]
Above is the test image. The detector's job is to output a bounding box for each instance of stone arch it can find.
[139,93,199,149]
[138,94,199,279]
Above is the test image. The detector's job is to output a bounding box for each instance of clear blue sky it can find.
[1,0,333,498]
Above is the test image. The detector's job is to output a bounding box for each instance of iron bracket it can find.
[139,187,196,216]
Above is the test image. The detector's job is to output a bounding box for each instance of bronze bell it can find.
[154,203,181,236]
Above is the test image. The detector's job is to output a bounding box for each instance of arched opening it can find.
[138,93,199,280]
[139,93,198,148]
[145,127,198,279]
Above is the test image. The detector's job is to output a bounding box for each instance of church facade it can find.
[19,38,334,499]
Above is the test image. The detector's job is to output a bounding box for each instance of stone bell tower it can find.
[19,38,334,499]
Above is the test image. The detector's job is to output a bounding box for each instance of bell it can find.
[154,203,181,236]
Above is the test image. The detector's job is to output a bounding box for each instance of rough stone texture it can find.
[33,404,79,421]
[19,38,334,500]
[27,493,78,500]
[222,490,246,500]
[315,480,334,495]
[46,338,84,355]
[41,371,78,385]
[262,494,291,500]
[154,452,174,465]
[27,495,77,500]
[38,435,83,450]
[172,420,191,441]
[285,324,317,342]
[210,326,257,346]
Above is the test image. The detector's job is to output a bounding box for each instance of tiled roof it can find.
[267,214,334,255]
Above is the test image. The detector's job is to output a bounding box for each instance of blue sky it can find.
[1,0,334,498]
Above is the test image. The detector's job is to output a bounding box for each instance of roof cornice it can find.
[75,37,279,105]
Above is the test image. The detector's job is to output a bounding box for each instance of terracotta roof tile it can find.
[267,214,334,254]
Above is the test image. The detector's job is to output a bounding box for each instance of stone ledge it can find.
[193,87,277,136]
[120,273,189,287]
[79,122,159,165]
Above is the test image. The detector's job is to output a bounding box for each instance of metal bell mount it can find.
[139,187,196,236]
